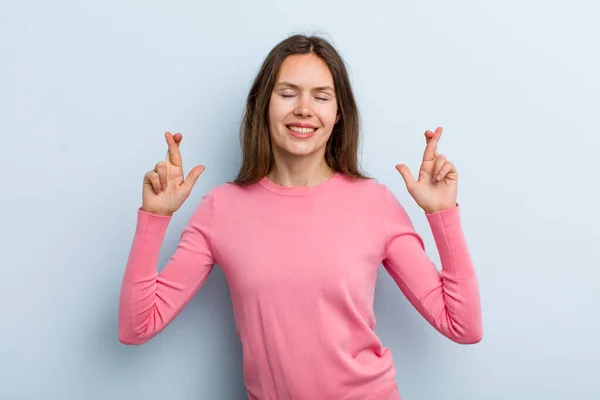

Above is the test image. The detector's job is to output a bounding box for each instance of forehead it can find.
[276,53,334,88]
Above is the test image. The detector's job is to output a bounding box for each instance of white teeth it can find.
[288,125,316,134]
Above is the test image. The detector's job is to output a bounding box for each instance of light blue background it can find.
[2,0,599,399]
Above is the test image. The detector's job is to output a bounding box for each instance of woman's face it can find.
[268,53,339,161]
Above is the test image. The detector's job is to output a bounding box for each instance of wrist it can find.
[141,206,173,217]
[423,203,457,214]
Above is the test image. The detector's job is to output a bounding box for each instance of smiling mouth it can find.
[286,125,318,134]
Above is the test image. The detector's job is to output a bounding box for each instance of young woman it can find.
[118,34,482,400]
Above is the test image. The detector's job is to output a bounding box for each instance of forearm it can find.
[118,209,172,345]
[424,205,482,343]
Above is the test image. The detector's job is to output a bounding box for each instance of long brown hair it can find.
[231,34,371,185]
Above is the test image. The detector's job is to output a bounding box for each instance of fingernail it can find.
[162,183,167,190]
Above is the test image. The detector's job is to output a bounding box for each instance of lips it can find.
[286,125,317,138]
[286,123,317,129]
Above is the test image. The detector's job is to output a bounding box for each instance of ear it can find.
[335,113,341,124]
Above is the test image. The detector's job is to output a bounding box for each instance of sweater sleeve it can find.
[381,187,482,344]
[118,190,217,345]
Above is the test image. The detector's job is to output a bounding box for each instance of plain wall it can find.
[2,0,599,399]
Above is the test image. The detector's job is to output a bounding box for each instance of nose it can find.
[294,95,313,117]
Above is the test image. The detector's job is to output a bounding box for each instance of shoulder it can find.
[336,174,390,200]
[337,175,411,221]
[210,180,259,199]
[199,180,264,211]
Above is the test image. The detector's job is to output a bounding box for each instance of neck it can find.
[267,153,335,187]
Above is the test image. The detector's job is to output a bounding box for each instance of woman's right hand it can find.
[141,132,205,216]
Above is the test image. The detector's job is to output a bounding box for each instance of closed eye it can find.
[280,93,330,101]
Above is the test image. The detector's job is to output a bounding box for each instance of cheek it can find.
[268,99,290,127]
[319,103,339,127]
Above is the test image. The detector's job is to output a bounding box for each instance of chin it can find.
[281,145,321,157]
[285,138,330,157]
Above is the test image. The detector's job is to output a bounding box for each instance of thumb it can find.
[395,164,416,189]
[183,165,205,191]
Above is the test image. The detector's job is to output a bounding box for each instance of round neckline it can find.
[258,172,342,196]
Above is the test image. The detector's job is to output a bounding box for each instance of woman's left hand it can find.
[395,127,458,214]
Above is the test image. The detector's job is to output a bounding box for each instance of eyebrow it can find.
[275,81,335,93]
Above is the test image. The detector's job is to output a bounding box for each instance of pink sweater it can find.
[118,172,482,399]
